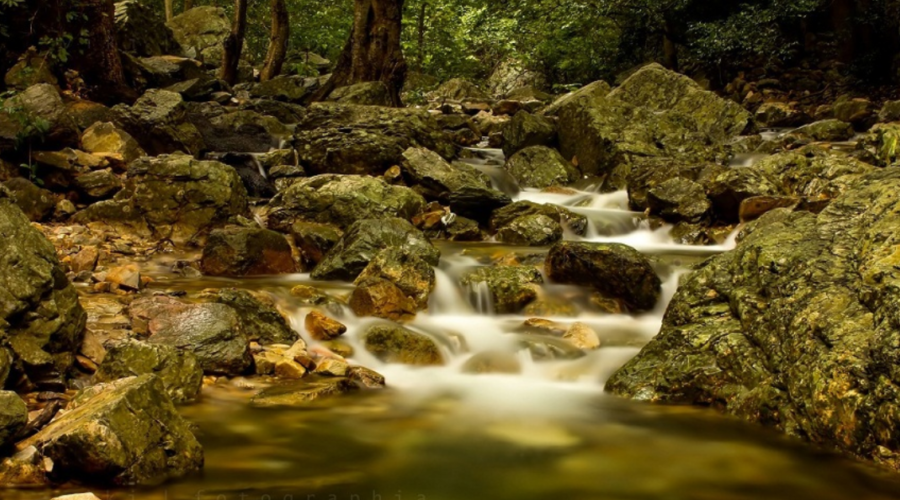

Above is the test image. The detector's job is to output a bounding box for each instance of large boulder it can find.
[505,146,580,188]
[94,339,203,403]
[114,0,183,57]
[459,266,543,314]
[215,289,299,345]
[606,168,900,472]
[81,122,146,165]
[311,218,440,281]
[74,154,249,245]
[0,186,86,385]
[490,200,587,236]
[265,174,425,231]
[496,213,562,246]
[557,64,749,185]
[355,248,436,309]
[329,82,392,106]
[292,103,455,176]
[431,78,489,101]
[545,242,660,312]
[501,111,557,157]
[540,80,611,117]
[0,84,79,152]
[400,147,493,200]
[3,178,56,222]
[111,89,205,156]
[200,227,296,276]
[363,324,444,366]
[167,6,230,67]
[185,103,291,153]
[0,392,27,447]
[22,375,203,485]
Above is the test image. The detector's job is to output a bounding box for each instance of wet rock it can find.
[128,55,206,90]
[0,445,50,486]
[754,102,810,128]
[605,169,900,471]
[314,358,350,377]
[275,358,307,379]
[111,89,205,156]
[80,122,145,166]
[401,147,493,200]
[502,111,557,157]
[266,174,425,231]
[545,242,660,311]
[138,298,251,376]
[789,119,854,142]
[355,247,436,308]
[0,391,27,447]
[93,339,203,403]
[105,264,142,291]
[540,80,611,117]
[311,218,440,281]
[73,154,249,245]
[517,335,585,361]
[363,324,444,366]
[558,64,749,180]
[505,146,580,189]
[304,311,347,341]
[215,288,299,345]
[460,266,543,314]
[625,157,723,213]
[447,186,513,224]
[167,6,230,67]
[187,105,291,153]
[164,76,230,102]
[200,227,296,276]
[647,177,711,223]
[348,366,385,388]
[115,0,183,57]
[431,78,489,101]
[289,221,342,270]
[706,168,782,223]
[0,84,78,152]
[52,494,102,500]
[563,322,601,350]
[461,351,522,375]
[3,178,56,222]
[738,196,801,223]
[878,100,900,123]
[329,81,391,106]
[22,375,203,485]
[70,246,100,274]
[834,98,874,130]
[350,278,418,322]
[75,169,123,200]
[251,378,356,406]
[490,200,587,236]
[496,214,563,246]
[0,187,86,383]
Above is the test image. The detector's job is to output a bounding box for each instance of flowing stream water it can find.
[18,148,900,500]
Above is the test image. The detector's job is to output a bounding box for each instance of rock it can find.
[401,147,493,201]
[0,187,86,383]
[505,146,579,189]
[200,227,296,276]
[250,75,320,103]
[705,168,783,223]
[285,51,332,75]
[350,278,418,322]
[289,221,342,270]
[167,6,230,67]
[74,169,123,200]
[878,100,900,123]
[311,218,440,281]
[647,177,711,223]
[558,64,749,181]
[363,324,444,366]
[461,351,522,374]
[265,174,425,231]
[128,55,206,90]
[0,391,27,447]
[0,84,78,152]
[545,242,660,311]
[447,186,513,224]
[431,78,489,101]
[251,378,356,406]
[496,214,563,246]
[52,494,103,500]
[304,311,346,341]
[275,359,307,379]
[754,102,810,128]
[138,298,251,376]
[487,59,546,97]
[863,123,900,166]
[738,195,802,223]
[834,98,874,130]
[790,119,855,142]
[625,157,724,213]
[502,111,557,157]
[460,266,543,314]
[81,122,145,165]
[105,264,142,291]
[22,375,203,485]
[490,200,587,236]
[114,0,182,57]
[329,82,392,106]
[292,103,454,176]
[355,248,436,308]
[4,50,57,90]
[215,288,299,345]
[111,89,205,156]
[314,358,350,377]
[93,339,203,403]
[605,168,900,472]
[73,154,249,245]
[3,178,56,222]
[164,76,230,102]
[540,80,611,117]
[563,323,600,350]
[70,246,100,274]
[187,104,291,153]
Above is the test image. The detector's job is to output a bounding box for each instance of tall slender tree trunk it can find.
[164,0,174,21]
[80,0,131,102]
[313,0,408,107]
[219,0,248,85]
[183,0,193,12]
[260,0,290,81]
[416,2,427,73]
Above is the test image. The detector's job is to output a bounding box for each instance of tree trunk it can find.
[416,2,427,73]
[313,0,408,107]
[219,0,248,85]
[183,0,193,12]
[79,0,132,103]
[260,0,290,81]
[165,0,174,21]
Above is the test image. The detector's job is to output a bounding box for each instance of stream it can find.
[14,147,900,500]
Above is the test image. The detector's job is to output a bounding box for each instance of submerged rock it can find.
[607,168,900,471]
[200,227,296,276]
[251,378,356,407]
[363,324,444,366]
[460,266,543,314]
[545,242,660,312]
[94,339,203,403]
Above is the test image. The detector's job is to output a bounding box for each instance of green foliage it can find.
[1,91,49,184]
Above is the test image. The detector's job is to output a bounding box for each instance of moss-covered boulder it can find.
[539,80,611,117]
[545,242,660,311]
[460,266,543,314]
[22,375,203,486]
[200,227,296,276]
[329,81,392,106]
[505,146,580,189]
[111,89,205,156]
[311,218,440,281]
[167,6,230,67]
[490,200,587,236]
[94,339,203,403]
[363,324,444,366]
[73,154,249,245]
[0,186,86,385]
[647,177,711,223]
[502,111,557,157]
[606,168,900,472]
[214,288,299,345]
[3,178,57,222]
[789,119,855,142]
[0,391,27,447]
[265,174,425,231]
[496,213,563,246]
[0,84,79,152]
[81,122,146,165]
[401,147,493,200]
[355,248,436,309]
[350,278,418,322]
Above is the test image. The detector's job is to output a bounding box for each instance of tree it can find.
[79,0,129,101]
[313,0,408,106]
[164,0,173,21]
[219,0,249,85]
[260,0,290,81]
